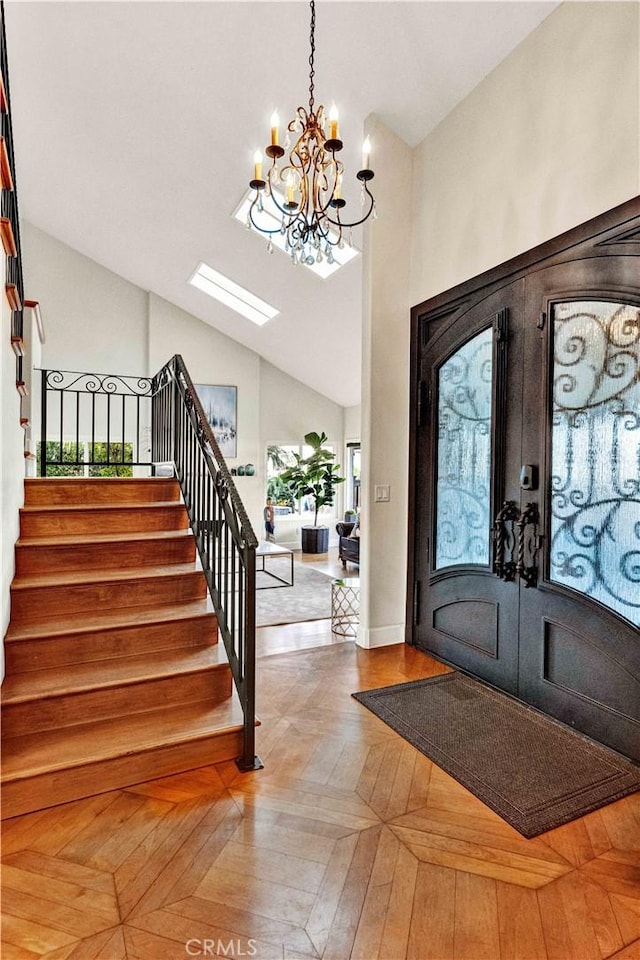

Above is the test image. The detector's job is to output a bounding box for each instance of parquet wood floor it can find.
[2,608,639,958]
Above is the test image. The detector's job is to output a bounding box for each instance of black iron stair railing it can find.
[39,354,261,772]
[1,2,26,392]
[152,355,260,771]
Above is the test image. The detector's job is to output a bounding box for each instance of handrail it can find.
[152,355,260,770]
[39,355,261,772]
[0,2,26,389]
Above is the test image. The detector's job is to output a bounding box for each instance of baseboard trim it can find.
[356,624,405,649]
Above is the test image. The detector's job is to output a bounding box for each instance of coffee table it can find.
[256,541,295,588]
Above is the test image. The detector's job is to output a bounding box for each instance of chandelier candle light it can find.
[247,0,376,268]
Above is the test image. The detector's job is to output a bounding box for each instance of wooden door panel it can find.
[541,618,640,714]
[518,608,640,760]
[409,198,640,761]
[520,260,640,761]
[432,598,498,657]
[414,283,524,693]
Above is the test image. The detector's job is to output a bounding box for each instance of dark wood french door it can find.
[408,198,640,762]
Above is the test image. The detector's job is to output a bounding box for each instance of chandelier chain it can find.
[308,0,315,114]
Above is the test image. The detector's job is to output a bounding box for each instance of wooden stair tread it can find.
[1,696,246,782]
[23,477,181,503]
[1,645,228,703]
[16,529,193,548]
[3,475,246,819]
[20,500,184,515]
[4,599,215,642]
[25,477,176,485]
[11,561,203,590]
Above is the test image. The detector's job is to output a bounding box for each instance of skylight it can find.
[233,189,360,280]
[188,262,279,326]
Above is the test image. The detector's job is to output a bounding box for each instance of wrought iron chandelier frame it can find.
[247,0,375,267]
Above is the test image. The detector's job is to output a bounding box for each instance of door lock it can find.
[519,464,538,491]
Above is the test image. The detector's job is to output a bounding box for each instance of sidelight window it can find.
[550,300,640,626]
[435,327,493,569]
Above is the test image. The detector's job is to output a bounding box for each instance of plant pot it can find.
[301,525,329,554]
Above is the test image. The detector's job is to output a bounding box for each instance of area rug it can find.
[353,672,640,838]
[256,562,333,627]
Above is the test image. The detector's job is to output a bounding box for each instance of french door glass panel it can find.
[550,300,640,626]
[435,327,493,569]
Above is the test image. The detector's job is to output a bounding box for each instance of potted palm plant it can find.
[279,431,345,553]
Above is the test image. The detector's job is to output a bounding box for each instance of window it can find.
[189,262,279,326]
[37,441,134,477]
[266,443,339,517]
[346,443,361,513]
[233,190,360,280]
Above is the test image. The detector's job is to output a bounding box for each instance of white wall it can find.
[343,404,361,443]
[360,118,413,648]
[260,358,344,445]
[21,222,148,376]
[364,0,640,647]
[410,1,640,304]
[260,358,345,546]
[16,224,346,544]
[149,293,264,536]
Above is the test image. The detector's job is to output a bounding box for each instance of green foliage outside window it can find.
[266,473,295,509]
[37,441,134,477]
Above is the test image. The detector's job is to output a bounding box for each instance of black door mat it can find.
[353,672,640,838]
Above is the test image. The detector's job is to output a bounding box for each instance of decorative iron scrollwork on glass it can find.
[435,328,493,569]
[550,301,640,625]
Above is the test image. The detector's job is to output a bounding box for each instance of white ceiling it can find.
[5,1,557,407]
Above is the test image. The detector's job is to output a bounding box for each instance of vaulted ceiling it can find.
[5,1,557,407]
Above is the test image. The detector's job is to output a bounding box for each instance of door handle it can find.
[516,502,541,588]
[493,500,519,581]
[493,501,541,587]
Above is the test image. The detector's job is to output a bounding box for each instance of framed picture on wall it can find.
[195,384,237,458]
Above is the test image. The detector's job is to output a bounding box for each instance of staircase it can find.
[1,477,245,820]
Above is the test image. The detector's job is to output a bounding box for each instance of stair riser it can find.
[15,536,196,575]
[1,726,243,820]
[20,505,189,537]
[5,616,218,672]
[24,478,181,506]
[11,573,207,623]
[4,477,241,822]
[2,668,232,737]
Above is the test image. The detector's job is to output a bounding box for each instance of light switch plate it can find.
[375,484,390,502]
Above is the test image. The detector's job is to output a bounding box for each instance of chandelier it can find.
[247,0,376,268]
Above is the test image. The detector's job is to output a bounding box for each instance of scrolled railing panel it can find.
[40,368,153,474]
